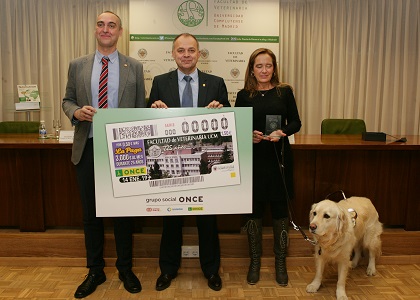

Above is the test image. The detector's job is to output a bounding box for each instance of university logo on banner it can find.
[177,1,205,27]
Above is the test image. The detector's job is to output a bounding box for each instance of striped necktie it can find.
[98,56,109,109]
[182,75,193,107]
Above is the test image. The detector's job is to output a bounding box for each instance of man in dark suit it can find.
[62,11,145,298]
[148,33,230,292]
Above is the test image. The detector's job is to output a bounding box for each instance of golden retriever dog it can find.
[306,196,382,300]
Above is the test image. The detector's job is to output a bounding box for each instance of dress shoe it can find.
[156,273,176,291]
[119,269,142,293]
[74,271,106,298]
[207,274,222,291]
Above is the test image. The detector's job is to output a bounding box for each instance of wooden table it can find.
[0,134,78,231]
[1,134,419,231]
[291,134,420,231]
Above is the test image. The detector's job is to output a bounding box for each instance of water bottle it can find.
[39,120,47,139]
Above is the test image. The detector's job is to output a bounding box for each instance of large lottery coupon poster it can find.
[106,112,240,197]
[93,108,252,217]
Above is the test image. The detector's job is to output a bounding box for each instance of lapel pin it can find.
[203,84,206,87]
[124,64,128,67]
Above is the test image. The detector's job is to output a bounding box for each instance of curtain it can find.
[0,0,129,131]
[279,0,419,134]
[1,0,419,135]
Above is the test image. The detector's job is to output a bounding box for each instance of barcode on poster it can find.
[149,176,204,187]
[112,125,157,140]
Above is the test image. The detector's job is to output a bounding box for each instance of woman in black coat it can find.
[235,48,301,286]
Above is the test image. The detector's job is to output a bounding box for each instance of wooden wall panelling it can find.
[15,149,45,231]
[0,149,19,226]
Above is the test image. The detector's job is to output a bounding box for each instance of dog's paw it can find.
[306,283,320,293]
[337,287,348,300]
[366,265,376,276]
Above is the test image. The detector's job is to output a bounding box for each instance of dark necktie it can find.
[98,56,109,109]
[182,75,193,107]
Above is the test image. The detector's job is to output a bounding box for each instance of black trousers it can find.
[250,200,288,219]
[75,138,133,273]
[159,215,220,278]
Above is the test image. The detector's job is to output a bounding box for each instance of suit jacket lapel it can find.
[197,70,208,107]
[118,52,129,104]
[169,70,181,107]
[83,54,94,105]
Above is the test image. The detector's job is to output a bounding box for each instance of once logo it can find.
[177,0,205,27]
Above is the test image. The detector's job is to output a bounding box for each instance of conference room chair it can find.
[0,121,40,133]
[321,119,367,134]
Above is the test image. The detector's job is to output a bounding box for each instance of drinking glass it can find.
[53,119,61,139]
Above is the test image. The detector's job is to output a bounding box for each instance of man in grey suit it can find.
[62,11,145,298]
[148,33,230,292]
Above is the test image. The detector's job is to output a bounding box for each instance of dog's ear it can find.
[309,203,317,221]
[336,207,346,233]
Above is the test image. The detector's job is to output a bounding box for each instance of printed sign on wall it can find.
[129,0,280,106]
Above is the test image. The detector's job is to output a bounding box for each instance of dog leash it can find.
[274,139,317,245]
[325,190,347,200]
[273,140,357,245]
[290,220,317,245]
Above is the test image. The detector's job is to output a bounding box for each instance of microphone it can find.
[362,132,407,142]
[386,134,407,143]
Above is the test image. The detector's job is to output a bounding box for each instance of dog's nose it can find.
[309,223,317,231]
